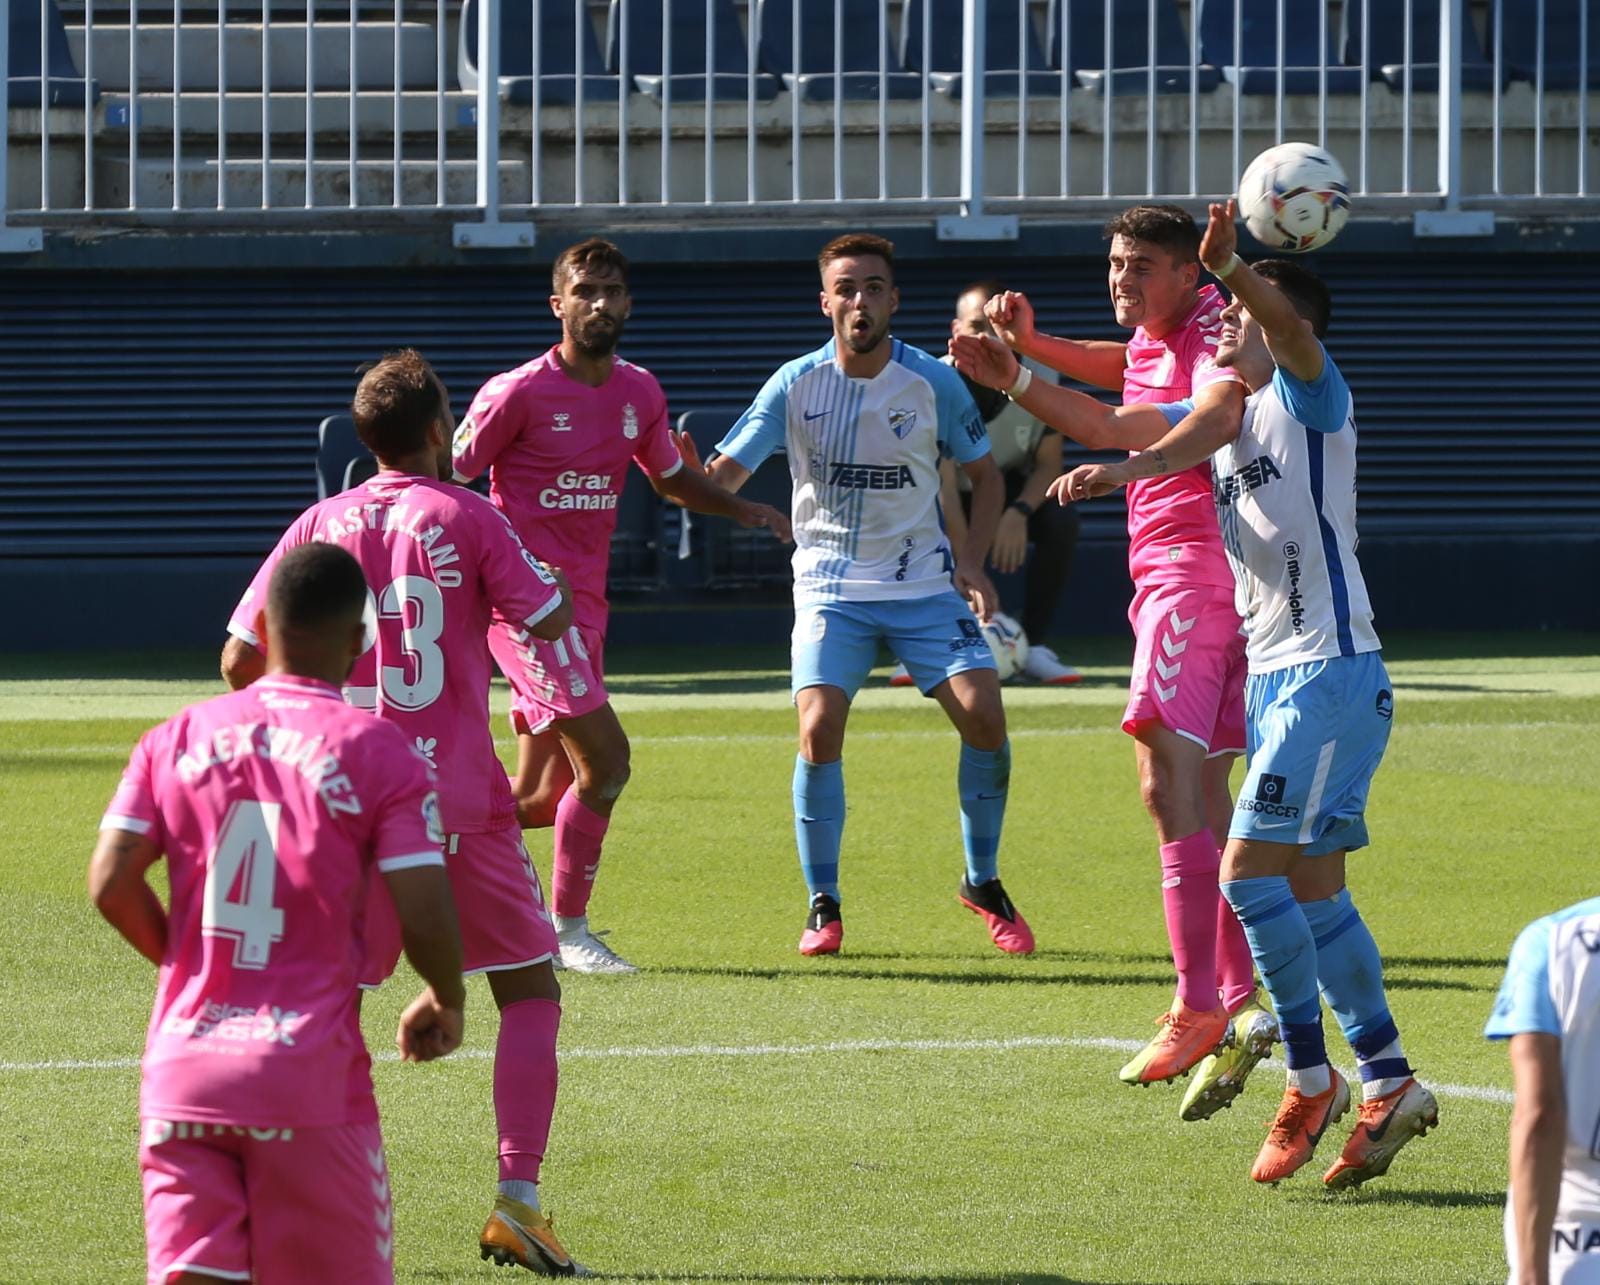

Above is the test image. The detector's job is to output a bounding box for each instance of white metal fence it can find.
[0,0,1593,249]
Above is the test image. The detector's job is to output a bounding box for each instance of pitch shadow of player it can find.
[624,1274,1086,1284]
[1317,1187,1507,1211]
[652,964,1175,988]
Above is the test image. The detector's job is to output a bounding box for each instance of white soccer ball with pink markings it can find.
[1238,142,1351,253]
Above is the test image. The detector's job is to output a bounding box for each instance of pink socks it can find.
[551,790,609,920]
[1215,873,1258,1013]
[1160,831,1224,1012]
[494,998,561,1184]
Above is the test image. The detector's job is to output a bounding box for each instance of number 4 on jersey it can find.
[202,800,286,969]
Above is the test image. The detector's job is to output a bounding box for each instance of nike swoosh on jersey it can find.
[804,411,830,421]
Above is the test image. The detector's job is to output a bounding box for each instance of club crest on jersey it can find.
[887,406,917,439]
[622,403,639,440]
[551,412,572,432]
[567,672,589,699]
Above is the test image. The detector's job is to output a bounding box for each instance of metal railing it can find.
[1,0,1593,247]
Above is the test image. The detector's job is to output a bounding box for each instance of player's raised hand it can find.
[396,987,465,1063]
[737,500,794,544]
[671,429,706,474]
[954,558,999,623]
[947,333,1022,391]
[1200,199,1240,276]
[984,290,1036,350]
[1049,463,1129,505]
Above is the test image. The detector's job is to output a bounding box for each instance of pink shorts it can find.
[362,826,558,985]
[488,619,610,736]
[140,1116,392,1285]
[1124,581,1247,756]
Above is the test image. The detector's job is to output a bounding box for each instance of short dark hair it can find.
[1103,204,1201,264]
[818,233,895,280]
[552,237,629,293]
[959,278,1007,305]
[1251,259,1333,337]
[351,348,448,461]
[267,543,369,635]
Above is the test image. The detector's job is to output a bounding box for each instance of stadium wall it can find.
[2,218,1598,653]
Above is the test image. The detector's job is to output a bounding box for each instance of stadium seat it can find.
[606,0,780,102]
[8,0,98,107]
[1044,0,1220,96]
[899,0,1059,99]
[755,0,923,101]
[316,414,376,501]
[459,0,619,105]
[1494,0,1600,90]
[675,409,793,588]
[1339,0,1505,92]
[1196,0,1365,94]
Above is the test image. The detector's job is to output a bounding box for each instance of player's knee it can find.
[961,704,1008,751]
[798,717,845,763]
[584,749,630,801]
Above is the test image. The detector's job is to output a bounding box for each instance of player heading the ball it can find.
[1054,200,1439,1190]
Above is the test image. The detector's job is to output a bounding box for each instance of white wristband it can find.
[1006,364,1033,400]
[1212,253,1244,280]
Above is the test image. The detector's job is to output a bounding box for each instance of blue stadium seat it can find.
[1044,0,1220,96]
[756,0,923,101]
[899,0,1059,98]
[675,409,792,588]
[8,0,98,108]
[1494,0,1600,90]
[459,0,619,105]
[606,0,780,102]
[1340,0,1505,92]
[1196,0,1365,94]
[316,414,377,501]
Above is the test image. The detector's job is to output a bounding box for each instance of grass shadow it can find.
[1329,1187,1506,1210]
[652,964,1173,988]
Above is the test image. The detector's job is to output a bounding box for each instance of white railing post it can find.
[937,0,1015,240]
[455,0,532,247]
[0,0,44,250]
[1415,0,1491,236]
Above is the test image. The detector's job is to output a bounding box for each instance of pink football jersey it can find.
[228,473,564,835]
[101,677,444,1128]
[451,348,684,633]
[1121,284,1243,590]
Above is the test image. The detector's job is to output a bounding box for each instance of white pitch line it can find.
[0,1032,1514,1104]
[0,719,1576,759]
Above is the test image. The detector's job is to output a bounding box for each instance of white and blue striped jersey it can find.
[1164,347,1378,673]
[1487,898,1600,1216]
[718,338,990,607]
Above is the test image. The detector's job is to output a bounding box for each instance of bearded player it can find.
[452,237,791,974]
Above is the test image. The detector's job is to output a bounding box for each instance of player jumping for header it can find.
[1053,200,1438,1188]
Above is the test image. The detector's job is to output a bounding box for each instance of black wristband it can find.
[1009,500,1035,518]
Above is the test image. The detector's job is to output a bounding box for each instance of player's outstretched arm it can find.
[948,333,1169,452]
[985,290,1128,391]
[385,864,467,1063]
[1202,199,1324,382]
[652,456,792,543]
[1508,1032,1564,1285]
[1049,381,1246,504]
[88,828,168,965]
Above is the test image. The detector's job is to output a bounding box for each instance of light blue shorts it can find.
[1230,651,1393,856]
[790,591,997,700]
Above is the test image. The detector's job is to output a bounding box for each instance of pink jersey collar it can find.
[255,675,346,701]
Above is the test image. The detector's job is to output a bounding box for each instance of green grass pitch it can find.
[3,634,1597,1284]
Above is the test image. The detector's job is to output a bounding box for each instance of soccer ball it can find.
[1237,142,1351,253]
[981,612,1030,682]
